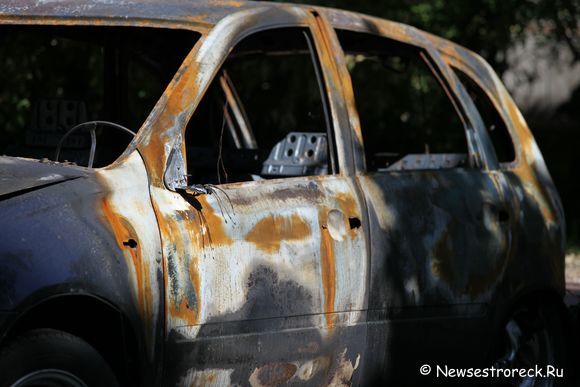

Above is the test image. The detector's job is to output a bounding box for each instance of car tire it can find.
[0,328,119,387]
[493,301,569,387]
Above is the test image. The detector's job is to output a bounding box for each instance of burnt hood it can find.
[0,156,89,197]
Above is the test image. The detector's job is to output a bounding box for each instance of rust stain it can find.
[335,192,357,214]
[249,363,297,387]
[335,192,359,236]
[137,50,202,187]
[181,210,203,324]
[297,356,330,381]
[328,350,360,387]
[312,11,366,158]
[196,195,234,246]
[152,200,202,327]
[184,13,212,29]
[513,156,555,223]
[506,96,557,224]
[514,164,557,225]
[153,205,175,325]
[449,55,557,227]
[245,214,311,252]
[151,188,238,328]
[101,197,153,332]
[431,230,454,284]
[432,227,509,298]
[153,192,235,326]
[208,0,245,7]
[175,209,197,222]
[186,369,230,387]
[188,254,202,323]
[320,220,336,330]
[170,297,198,327]
[168,248,200,326]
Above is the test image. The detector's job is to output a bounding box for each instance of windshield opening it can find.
[0,25,200,167]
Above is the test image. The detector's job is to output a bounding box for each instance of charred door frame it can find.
[137,5,373,384]
[317,9,520,380]
[135,5,364,187]
[439,48,566,336]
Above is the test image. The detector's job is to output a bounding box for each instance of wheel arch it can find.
[491,285,568,335]
[0,294,143,387]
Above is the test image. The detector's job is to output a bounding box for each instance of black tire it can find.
[0,328,119,387]
[492,301,569,387]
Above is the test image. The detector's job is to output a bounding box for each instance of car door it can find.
[331,27,514,382]
[146,10,369,386]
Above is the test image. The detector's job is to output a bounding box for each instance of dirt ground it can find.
[565,252,580,306]
[566,253,580,284]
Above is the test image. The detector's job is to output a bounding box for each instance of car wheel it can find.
[0,328,119,387]
[493,302,567,387]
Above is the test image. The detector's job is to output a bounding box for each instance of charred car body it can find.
[0,1,568,386]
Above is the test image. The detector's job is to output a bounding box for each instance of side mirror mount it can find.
[164,138,188,191]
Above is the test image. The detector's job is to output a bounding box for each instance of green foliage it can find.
[269,0,580,73]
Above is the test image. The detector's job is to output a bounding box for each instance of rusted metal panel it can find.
[320,1,564,290]
[442,49,565,228]
[316,5,564,382]
[151,174,368,384]
[0,152,165,385]
[131,5,374,383]
[96,151,165,365]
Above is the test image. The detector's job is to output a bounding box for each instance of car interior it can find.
[0,25,199,168]
[184,28,334,185]
[184,27,478,183]
[336,29,471,172]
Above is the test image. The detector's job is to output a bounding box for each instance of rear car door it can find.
[333,29,514,381]
[147,10,370,386]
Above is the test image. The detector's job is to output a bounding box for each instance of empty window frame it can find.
[337,30,470,172]
[185,28,335,185]
[0,25,199,167]
[452,67,516,164]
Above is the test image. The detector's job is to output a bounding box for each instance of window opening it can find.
[0,25,199,167]
[185,28,335,185]
[337,30,470,172]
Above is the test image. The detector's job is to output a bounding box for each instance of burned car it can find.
[0,0,568,386]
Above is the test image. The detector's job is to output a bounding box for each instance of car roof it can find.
[0,0,480,64]
[0,0,272,29]
[0,0,426,34]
